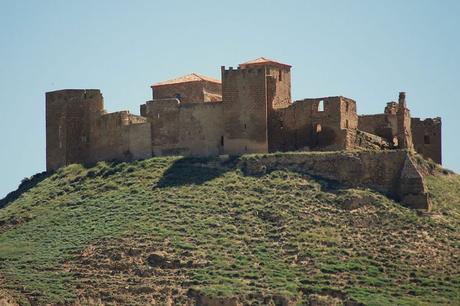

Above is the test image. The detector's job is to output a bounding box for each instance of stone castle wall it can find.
[358,114,393,139]
[89,111,151,164]
[142,99,224,156]
[46,87,442,172]
[357,95,441,163]
[46,90,151,171]
[239,150,431,210]
[266,66,291,109]
[45,59,442,178]
[268,97,358,152]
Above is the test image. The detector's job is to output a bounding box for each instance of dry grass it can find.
[0,156,459,305]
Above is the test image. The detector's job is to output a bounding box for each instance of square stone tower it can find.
[221,57,292,155]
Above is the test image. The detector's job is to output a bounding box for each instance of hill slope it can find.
[0,155,459,305]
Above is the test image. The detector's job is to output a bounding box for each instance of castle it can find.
[46,57,441,171]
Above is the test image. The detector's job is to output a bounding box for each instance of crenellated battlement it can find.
[221,65,268,77]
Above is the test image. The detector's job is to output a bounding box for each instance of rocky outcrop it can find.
[0,289,19,306]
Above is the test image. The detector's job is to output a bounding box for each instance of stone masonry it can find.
[46,57,442,202]
[46,57,441,170]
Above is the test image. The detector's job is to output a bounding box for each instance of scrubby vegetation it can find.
[0,156,459,305]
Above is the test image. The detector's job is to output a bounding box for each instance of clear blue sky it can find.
[1,0,459,198]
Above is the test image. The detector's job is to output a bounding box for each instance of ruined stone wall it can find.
[358,113,401,147]
[46,89,104,171]
[268,97,357,152]
[268,101,312,152]
[46,78,442,176]
[266,66,291,109]
[351,130,391,150]
[397,108,413,149]
[357,94,415,151]
[341,98,358,130]
[307,97,353,150]
[265,66,292,151]
[395,93,414,150]
[240,150,431,210]
[222,66,268,154]
[411,117,442,164]
[358,114,389,135]
[142,99,224,156]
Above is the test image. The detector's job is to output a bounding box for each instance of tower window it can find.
[221,136,224,146]
[315,123,322,133]
[424,135,430,144]
[278,69,282,81]
[318,100,325,112]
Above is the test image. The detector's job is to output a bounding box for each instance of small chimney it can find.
[398,91,406,107]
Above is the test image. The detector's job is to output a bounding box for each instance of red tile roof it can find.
[239,57,292,69]
[152,73,221,87]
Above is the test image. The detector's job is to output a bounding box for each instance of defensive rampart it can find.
[238,150,431,210]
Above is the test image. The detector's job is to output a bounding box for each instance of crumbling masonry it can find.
[46,58,441,209]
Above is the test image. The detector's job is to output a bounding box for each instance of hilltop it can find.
[0,153,459,305]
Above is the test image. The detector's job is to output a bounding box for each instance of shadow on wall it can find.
[156,155,349,192]
[155,157,237,188]
[0,172,51,209]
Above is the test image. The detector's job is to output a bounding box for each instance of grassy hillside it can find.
[0,155,459,305]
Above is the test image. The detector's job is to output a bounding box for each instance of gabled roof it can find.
[151,73,221,87]
[239,57,292,69]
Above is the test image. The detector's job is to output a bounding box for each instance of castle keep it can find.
[46,57,442,172]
